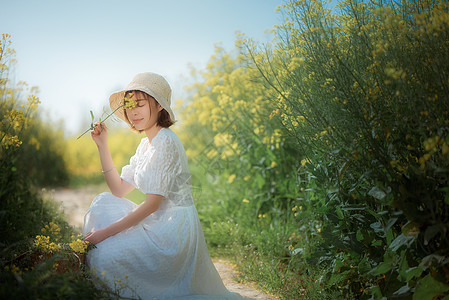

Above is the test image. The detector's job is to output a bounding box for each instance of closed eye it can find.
[136,99,146,107]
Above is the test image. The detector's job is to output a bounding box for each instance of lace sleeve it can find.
[136,134,180,197]
[120,140,143,187]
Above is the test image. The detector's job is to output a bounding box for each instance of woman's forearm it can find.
[97,143,132,197]
[104,194,163,237]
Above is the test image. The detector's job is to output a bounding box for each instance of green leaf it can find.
[398,250,409,281]
[370,260,394,275]
[386,228,394,245]
[419,254,448,270]
[402,221,418,236]
[389,233,416,252]
[372,239,382,247]
[358,257,371,274]
[393,283,410,296]
[413,274,449,300]
[254,173,265,189]
[367,285,382,298]
[404,266,423,282]
[336,206,344,219]
[370,221,384,233]
[385,217,398,232]
[356,229,364,242]
[90,110,94,122]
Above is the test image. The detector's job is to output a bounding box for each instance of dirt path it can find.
[44,186,277,300]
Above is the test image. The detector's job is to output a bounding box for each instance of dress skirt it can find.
[83,192,241,300]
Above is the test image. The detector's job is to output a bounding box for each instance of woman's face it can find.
[125,91,162,132]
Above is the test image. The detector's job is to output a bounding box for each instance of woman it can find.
[83,72,241,299]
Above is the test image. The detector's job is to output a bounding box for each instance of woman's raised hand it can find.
[91,122,108,148]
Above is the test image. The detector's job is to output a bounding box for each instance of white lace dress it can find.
[83,128,241,299]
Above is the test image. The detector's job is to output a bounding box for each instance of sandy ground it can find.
[44,186,277,300]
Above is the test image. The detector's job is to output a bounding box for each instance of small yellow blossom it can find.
[271,161,277,168]
[228,174,236,183]
[300,158,310,166]
[242,198,250,203]
[288,244,295,251]
[292,206,298,212]
[69,239,89,253]
[123,97,137,109]
[34,234,61,254]
[7,264,21,275]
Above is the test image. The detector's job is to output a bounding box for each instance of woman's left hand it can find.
[84,228,110,245]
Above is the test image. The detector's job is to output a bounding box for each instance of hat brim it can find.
[109,89,176,124]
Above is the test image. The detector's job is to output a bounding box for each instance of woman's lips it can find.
[133,118,143,124]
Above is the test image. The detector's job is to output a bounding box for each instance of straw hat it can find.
[109,72,176,123]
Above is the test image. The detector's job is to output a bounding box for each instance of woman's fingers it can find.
[83,232,91,240]
[91,122,103,135]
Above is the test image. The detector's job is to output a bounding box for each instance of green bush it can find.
[179,0,449,298]
[244,0,449,297]
[0,34,114,299]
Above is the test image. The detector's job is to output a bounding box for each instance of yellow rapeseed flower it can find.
[69,239,89,253]
[123,93,137,109]
[301,158,310,166]
[228,174,236,183]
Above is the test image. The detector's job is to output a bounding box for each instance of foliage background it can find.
[176,0,449,298]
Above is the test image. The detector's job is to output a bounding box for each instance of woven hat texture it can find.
[109,72,175,123]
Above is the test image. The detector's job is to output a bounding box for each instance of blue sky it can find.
[1,0,282,135]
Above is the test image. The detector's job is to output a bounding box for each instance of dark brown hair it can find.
[123,90,174,133]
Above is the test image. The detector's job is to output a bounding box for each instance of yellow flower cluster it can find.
[0,132,21,149]
[4,264,21,275]
[123,93,137,109]
[419,135,449,169]
[27,94,41,109]
[34,234,60,254]
[41,221,61,234]
[34,222,91,255]
[1,35,41,151]
[1,109,27,149]
[69,239,89,253]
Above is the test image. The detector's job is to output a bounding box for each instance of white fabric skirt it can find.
[83,192,242,300]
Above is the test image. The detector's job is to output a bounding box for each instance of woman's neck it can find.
[144,124,162,144]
